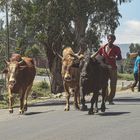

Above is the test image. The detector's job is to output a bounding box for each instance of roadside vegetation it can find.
[0,71,134,109]
[118,73,133,81]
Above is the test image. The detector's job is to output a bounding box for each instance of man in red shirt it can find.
[93,34,122,104]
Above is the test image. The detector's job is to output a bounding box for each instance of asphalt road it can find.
[0,92,140,140]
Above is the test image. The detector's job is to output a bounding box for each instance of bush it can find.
[118,73,133,81]
[0,79,5,85]
[36,67,50,76]
[32,80,50,97]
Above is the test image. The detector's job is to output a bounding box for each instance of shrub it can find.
[0,79,5,85]
[32,80,50,97]
[118,73,133,81]
[36,67,49,76]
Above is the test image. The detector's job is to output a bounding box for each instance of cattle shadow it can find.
[28,100,72,107]
[84,111,130,116]
[24,110,55,116]
[98,111,130,116]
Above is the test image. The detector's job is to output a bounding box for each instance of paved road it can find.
[0,92,140,140]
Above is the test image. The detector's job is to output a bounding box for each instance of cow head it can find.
[80,53,90,79]
[61,54,80,82]
[3,60,26,89]
[80,53,98,80]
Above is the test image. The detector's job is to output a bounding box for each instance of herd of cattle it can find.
[3,47,111,115]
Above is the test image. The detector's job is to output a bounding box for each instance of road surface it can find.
[0,91,140,140]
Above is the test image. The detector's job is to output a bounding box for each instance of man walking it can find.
[92,34,122,104]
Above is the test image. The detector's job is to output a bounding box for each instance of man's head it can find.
[107,34,116,46]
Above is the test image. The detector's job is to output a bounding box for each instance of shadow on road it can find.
[24,110,55,116]
[27,96,140,109]
[98,111,130,116]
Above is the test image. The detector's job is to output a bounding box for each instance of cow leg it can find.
[19,89,26,114]
[64,92,70,111]
[74,87,80,110]
[8,88,14,113]
[64,85,70,111]
[88,93,98,115]
[24,84,32,112]
[94,94,99,113]
[80,87,87,111]
[101,87,107,112]
[77,90,80,110]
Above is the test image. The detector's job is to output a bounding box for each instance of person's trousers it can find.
[132,73,138,87]
[107,69,117,102]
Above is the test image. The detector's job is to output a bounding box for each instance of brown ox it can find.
[61,47,80,111]
[3,54,36,114]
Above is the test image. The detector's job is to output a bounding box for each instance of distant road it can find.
[0,74,49,82]
[34,75,49,82]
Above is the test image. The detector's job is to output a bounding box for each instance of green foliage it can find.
[32,80,50,97]
[36,67,49,76]
[123,43,140,74]
[0,78,5,85]
[118,73,133,81]
[123,58,134,73]
[0,93,9,109]
[129,43,140,53]
[24,44,40,57]
[9,0,124,51]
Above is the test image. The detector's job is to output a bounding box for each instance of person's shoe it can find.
[109,101,115,105]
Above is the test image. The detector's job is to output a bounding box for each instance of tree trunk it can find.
[43,42,64,94]
[50,56,64,94]
[74,15,88,50]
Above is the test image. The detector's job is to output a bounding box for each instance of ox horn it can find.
[76,47,82,56]
[52,43,63,59]
[18,59,24,64]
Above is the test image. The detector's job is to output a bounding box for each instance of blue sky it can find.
[115,0,140,44]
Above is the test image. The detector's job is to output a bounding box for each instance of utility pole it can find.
[5,0,10,61]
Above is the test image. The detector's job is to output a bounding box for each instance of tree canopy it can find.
[0,0,132,93]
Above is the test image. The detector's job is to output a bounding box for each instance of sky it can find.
[115,0,140,44]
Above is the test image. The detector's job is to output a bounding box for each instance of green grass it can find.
[0,81,51,109]
[118,73,133,81]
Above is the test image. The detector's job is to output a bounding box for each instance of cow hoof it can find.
[19,110,24,114]
[81,105,88,111]
[101,104,106,112]
[93,108,98,113]
[88,109,94,115]
[9,109,13,114]
[64,107,70,111]
[24,106,27,112]
[101,107,106,112]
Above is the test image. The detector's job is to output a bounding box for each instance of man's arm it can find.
[91,51,99,59]
[91,46,103,59]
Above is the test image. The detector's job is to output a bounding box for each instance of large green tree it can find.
[0,0,131,93]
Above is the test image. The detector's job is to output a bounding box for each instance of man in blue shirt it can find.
[131,51,140,92]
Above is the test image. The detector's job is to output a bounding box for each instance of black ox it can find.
[79,53,109,114]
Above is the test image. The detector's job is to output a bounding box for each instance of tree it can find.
[1,0,132,93]
[129,43,140,53]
